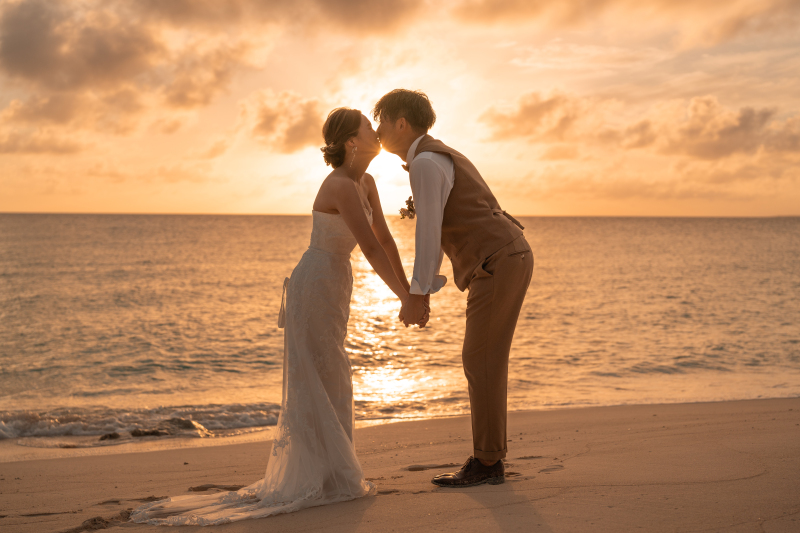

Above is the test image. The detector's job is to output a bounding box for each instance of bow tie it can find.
[402,164,409,172]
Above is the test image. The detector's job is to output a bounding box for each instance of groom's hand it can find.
[417,294,431,327]
[400,293,427,328]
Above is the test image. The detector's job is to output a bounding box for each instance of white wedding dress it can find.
[131,206,377,526]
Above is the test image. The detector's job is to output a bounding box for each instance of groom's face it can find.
[376,115,403,155]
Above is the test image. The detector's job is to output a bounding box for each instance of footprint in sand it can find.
[63,510,133,532]
[405,463,459,472]
[132,495,168,502]
[188,484,245,492]
[538,465,564,474]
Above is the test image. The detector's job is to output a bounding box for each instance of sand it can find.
[2,398,799,532]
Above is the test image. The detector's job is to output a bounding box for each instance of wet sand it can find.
[2,398,799,532]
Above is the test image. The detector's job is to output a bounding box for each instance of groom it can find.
[374,89,534,487]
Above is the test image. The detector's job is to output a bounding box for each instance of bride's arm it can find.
[362,174,410,293]
[333,178,409,304]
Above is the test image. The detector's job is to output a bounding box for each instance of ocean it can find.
[1,214,799,452]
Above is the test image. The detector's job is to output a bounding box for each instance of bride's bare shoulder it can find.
[314,173,358,210]
[320,173,358,194]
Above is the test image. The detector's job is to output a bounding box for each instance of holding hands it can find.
[399,293,431,328]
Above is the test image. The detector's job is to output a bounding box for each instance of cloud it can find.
[163,44,250,108]
[767,116,800,153]
[453,0,800,46]
[2,88,144,133]
[662,97,776,159]
[1,93,86,124]
[136,0,424,35]
[196,138,231,159]
[479,92,601,142]
[621,121,657,149]
[514,156,799,203]
[510,42,671,72]
[0,0,265,139]
[248,91,324,153]
[482,92,800,160]
[0,0,161,91]
[150,118,183,135]
[0,130,84,154]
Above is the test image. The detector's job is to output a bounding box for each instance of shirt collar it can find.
[405,135,425,165]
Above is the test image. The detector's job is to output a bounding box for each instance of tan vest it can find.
[413,135,524,292]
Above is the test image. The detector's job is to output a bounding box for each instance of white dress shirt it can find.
[406,135,454,295]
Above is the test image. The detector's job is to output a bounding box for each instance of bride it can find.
[131,108,419,525]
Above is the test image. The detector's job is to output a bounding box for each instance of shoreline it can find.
[2,395,799,464]
[2,397,799,532]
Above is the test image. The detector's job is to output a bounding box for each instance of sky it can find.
[1,0,799,216]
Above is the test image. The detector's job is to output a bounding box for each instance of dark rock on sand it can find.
[131,429,167,437]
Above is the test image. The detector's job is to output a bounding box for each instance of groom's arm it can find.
[401,154,452,327]
[409,157,450,296]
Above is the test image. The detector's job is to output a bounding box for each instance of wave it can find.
[0,403,281,443]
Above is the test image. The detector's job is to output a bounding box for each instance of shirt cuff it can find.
[409,275,447,295]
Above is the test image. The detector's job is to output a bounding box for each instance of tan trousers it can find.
[463,235,533,461]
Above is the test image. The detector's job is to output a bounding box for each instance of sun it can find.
[366,149,411,217]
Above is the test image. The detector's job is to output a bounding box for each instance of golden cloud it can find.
[453,0,800,46]
[0,0,261,142]
[661,97,775,159]
[135,0,424,34]
[482,92,800,161]
[2,89,144,134]
[480,92,587,142]
[0,130,84,154]
[0,0,161,91]
[247,90,325,154]
[196,138,231,160]
[162,44,252,109]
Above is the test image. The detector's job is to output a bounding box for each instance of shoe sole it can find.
[431,476,505,488]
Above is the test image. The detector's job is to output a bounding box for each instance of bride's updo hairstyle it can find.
[321,108,361,168]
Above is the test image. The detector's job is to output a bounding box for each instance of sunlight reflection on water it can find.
[2,214,799,440]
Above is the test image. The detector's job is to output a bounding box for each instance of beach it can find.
[3,216,799,530]
[2,397,798,532]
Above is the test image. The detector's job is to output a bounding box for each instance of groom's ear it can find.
[396,117,409,132]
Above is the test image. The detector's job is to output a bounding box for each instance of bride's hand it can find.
[398,292,409,326]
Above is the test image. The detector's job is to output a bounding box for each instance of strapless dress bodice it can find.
[309,205,373,256]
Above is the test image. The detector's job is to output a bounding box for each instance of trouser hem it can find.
[474,448,507,462]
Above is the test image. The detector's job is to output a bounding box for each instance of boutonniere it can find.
[399,196,415,219]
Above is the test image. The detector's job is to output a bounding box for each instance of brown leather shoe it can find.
[431,456,505,487]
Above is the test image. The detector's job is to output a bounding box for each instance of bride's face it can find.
[353,114,381,157]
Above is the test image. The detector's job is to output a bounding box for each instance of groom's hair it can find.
[372,89,436,133]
